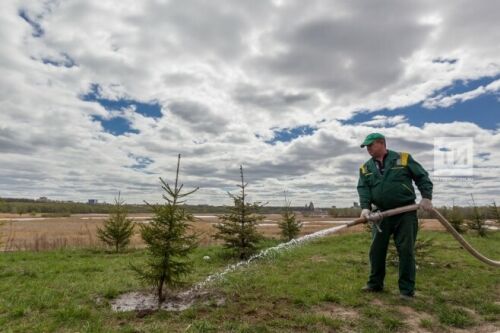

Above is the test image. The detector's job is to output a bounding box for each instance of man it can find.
[357,133,433,300]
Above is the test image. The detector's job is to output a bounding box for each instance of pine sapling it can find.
[278,192,302,241]
[133,154,199,304]
[96,193,135,252]
[490,201,500,225]
[468,194,487,237]
[213,165,263,260]
[448,204,466,234]
[0,221,3,250]
[387,221,435,267]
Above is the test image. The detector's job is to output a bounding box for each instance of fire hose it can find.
[346,203,500,267]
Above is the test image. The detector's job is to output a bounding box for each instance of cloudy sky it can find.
[1,0,500,207]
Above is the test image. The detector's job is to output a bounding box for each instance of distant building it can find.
[38,197,49,202]
[88,199,98,205]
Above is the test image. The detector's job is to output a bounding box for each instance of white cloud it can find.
[358,115,408,127]
[1,0,500,207]
[423,79,500,109]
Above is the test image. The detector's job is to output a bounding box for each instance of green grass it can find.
[0,231,499,332]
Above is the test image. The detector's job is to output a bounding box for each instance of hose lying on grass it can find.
[430,207,500,267]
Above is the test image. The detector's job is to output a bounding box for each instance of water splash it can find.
[190,223,349,292]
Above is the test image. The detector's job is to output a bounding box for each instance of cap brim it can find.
[360,139,374,148]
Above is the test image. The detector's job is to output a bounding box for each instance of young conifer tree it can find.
[490,201,500,224]
[0,222,3,250]
[213,165,263,259]
[468,194,487,237]
[448,203,465,234]
[133,154,199,303]
[278,192,302,241]
[96,193,135,252]
[0,200,4,248]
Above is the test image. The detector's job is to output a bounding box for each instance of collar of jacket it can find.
[368,149,400,168]
[370,149,399,163]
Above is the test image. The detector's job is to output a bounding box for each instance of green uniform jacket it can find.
[357,150,433,211]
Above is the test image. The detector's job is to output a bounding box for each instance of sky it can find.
[1,0,500,207]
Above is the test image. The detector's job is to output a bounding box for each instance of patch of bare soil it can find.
[368,298,496,333]
[110,289,225,313]
[310,255,328,262]
[397,304,500,333]
[419,218,446,231]
[450,306,500,333]
[313,302,359,322]
[396,305,434,333]
[452,324,500,333]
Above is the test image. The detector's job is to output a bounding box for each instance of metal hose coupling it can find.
[367,212,383,232]
[367,211,383,222]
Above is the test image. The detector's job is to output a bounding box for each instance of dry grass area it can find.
[0,213,444,251]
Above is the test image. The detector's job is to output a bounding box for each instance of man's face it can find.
[366,139,385,157]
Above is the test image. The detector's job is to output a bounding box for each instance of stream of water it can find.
[190,223,348,292]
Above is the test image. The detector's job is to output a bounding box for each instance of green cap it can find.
[360,133,385,148]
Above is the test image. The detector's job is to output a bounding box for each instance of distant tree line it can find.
[0,197,319,215]
[2,196,499,222]
[0,199,151,215]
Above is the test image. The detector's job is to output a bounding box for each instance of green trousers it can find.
[367,211,418,296]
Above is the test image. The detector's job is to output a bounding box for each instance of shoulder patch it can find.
[360,163,368,174]
[400,152,409,166]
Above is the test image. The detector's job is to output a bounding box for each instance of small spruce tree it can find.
[448,204,466,234]
[0,221,3,250]
[213,165,263,259]
[97,193,135,252]
[490,201,500,224]
[468,194,487,237]
[387,221,435,267]
[0,199,4,248]
[133,154,199,304]
[278,192,302,241]
[328,207,338,218]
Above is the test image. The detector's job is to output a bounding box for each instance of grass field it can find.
[0,230,499,332]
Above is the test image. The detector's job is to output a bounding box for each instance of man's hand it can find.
[360,209,371,220]
[419,198,433,211]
